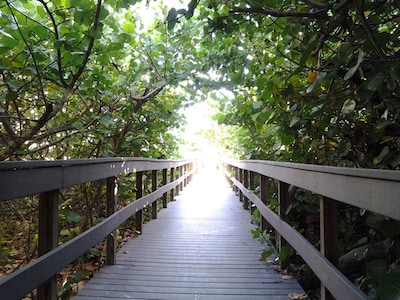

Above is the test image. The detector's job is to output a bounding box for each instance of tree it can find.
[0,0,188,160]
[179,0,400,169]
[166,1,400,298]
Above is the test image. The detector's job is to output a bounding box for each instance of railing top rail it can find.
[228,160,400,182]
[226,160,400,221]
[0,158,195,202]
[0,157,192,171]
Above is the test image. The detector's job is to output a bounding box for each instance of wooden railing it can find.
[0,158,196,300]
[225,160,400,300]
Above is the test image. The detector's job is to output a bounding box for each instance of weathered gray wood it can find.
[170,167,175,202]
[231,176,368,300]
[135,171,144,234]
[0,169,194,300]
[151,170,158,219]
[260,174,269,232]
[106,177,117,265]
[162,168,168,208]
[278,180,289,258]
[243,169,249,210]
[320,196,338,300]
[228,160,400,221]
[75,171,304,299]
[0,158,192,201]
[38,190,59,300]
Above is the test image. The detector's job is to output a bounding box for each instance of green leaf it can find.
[366,260,387,280]
[279,245,293,262]
[66,211,82,223]
[167,8,178,30]
[344,50,363,80]
[261,248,275,259]
[368,72,385,91]
[378,273,400,300]
[122,22,135,34]
[0,29,14,39]
[5,91,18,101]
[373,146,390,165]
[289,116,300,128]
[253,101,262,110]
[306,72,327,93]
[341,99,356,115]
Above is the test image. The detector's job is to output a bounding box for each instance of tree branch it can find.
[69,0,102,87]
[230,6,330,21]
[130,86,164,102]
[300,0,329,10]
[38,0,67,87]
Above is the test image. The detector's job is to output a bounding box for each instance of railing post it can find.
[234,167,239,193]
[185,163,189,186]
[278,180,290,266]
[260,175,269,232]
[239,168,244,203]
[170,167,175,201]
[38,190,59,300]
[249,171,255,213]
[320,196,338,300]
[106,176,117,265]
[162,168,168,208]
[152,170,158,219]
[179,165,184,192]
[136,171,144,234]
[243,169,249,210]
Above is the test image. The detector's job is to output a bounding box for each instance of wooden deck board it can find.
[74,169,305,299]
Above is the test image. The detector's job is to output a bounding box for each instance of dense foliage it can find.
[0,0,193,160]
[180,0,400,169]
[167,1,400,299]
[1,0,400,299]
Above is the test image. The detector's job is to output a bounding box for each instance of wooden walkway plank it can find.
[74,169,305,299]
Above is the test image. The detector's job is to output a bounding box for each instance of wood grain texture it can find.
[75,169,304,299]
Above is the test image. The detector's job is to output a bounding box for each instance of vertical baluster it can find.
[249,171,255,214]
[278,181,290,267]
[170,167,175,201]
[234,167,239,194]
[106,176,117,265]
[243,169,249,210]
[162,168,168,208]
[320,196,338,300]
[152,170,158,219]
[260,175,269,232]
[239,168,244,203]
[183,164,188,187]
[179,165,184,192]
[37,190,59,300]
[136,171,144,234]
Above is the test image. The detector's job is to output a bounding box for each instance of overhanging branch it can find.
[230,6,330,21]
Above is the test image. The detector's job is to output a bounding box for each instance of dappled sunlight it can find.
[177,165,232,220]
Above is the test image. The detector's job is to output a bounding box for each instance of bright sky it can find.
[135,1,230,161]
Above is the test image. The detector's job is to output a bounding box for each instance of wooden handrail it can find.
[0,158,196,300]
[225,160,400,300]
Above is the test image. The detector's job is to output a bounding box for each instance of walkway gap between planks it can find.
[74,167,305,300]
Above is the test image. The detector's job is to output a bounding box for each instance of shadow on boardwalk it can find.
[74,167,305,299]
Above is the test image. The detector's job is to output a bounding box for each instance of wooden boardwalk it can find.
[74,169,305,299]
